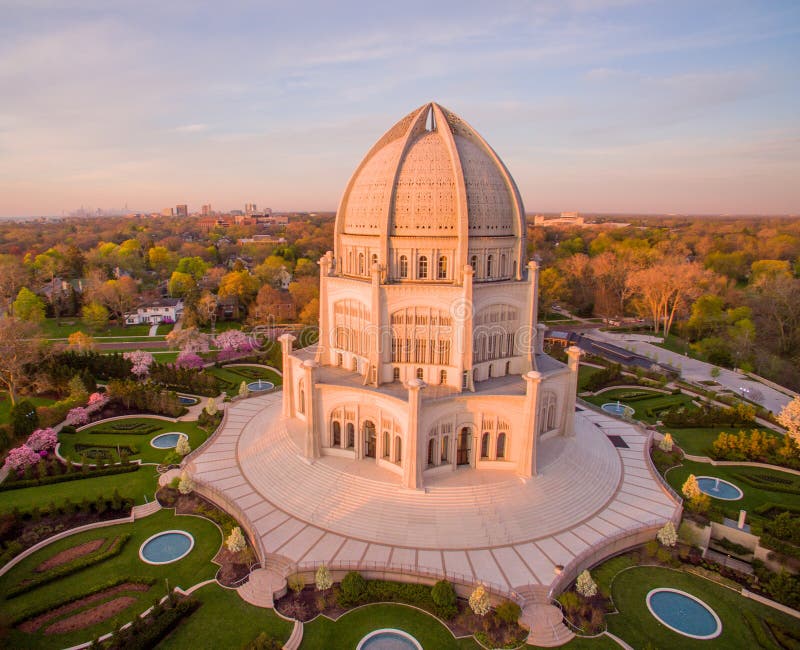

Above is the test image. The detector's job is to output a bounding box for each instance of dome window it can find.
[437,256,448,279]
[486,255,493,278]
[418,256,428,279]
[399,255,408,278]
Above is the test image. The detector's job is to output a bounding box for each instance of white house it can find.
[124,298,183,325]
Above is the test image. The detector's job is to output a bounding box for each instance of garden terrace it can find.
[585,388,698,425]
[206,365,282,394]
[661,425,785,458]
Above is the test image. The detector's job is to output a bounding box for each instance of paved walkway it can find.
[187,393,678,593]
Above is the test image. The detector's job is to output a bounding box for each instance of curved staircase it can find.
[518,585,574,647]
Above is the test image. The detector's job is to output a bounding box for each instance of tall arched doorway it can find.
[363,420,376,458]
[457,427,472,466]
[332,421,341,447]
[346,423,355,448]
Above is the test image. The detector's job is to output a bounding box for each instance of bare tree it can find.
[0,317,46,405]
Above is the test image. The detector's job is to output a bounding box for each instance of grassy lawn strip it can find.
[40,319,162,339]
[661,426,784,457]
[206,365,282,393]
[0,465,158,513]
[156,583,294,649]
[0,508,222,650]
[299,603,481,650]
[0,394,57,426]
[59,418,208,464]
[558,636,621,649]
[607,565,800,649]
[665,460,800,521]
[578,365,604,391]
[585,390,696,424]
[7,535,130,598]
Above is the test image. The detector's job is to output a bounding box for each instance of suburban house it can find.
[124,298,183,325]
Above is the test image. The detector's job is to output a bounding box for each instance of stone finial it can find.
[407,378,425,390]
[302,359,319,369]
[525,370,542,381]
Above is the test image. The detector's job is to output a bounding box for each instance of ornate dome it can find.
[335,103,526,283]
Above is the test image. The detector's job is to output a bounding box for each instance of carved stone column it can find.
[403,378,425,490]
[536,323,547,355]
[526,260,540,371]
[315,252,332,364]
[302,359,320,459]
[519,370,542,478]
[278,333,296,418]
[563,346,581,437]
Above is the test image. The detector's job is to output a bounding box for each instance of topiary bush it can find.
[431,579,457,619]
[338,571,367,606]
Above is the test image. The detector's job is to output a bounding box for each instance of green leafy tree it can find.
[81,301,110,332]
[12,287,45,322]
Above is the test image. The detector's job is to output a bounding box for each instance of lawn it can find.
[206,365,282,394]
[661,425,784,457]
[555,636,620,649]
[607,565,800,649]
[157,583,293,649]
[0,508,222,650]
[0,393,56,425]
[665,459,800,521]
[299,603,481,650]
[40,318,166,339]
[578,365,604,391]
[585,389,697,424]
[58,417,209,465]
[0,465,159,513]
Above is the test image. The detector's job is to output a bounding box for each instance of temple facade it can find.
[281,102,580,490]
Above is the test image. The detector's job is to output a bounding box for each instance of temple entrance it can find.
[363,420,376,458]
[457,427,472,466]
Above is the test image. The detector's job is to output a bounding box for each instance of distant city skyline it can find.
[1,0,798,217]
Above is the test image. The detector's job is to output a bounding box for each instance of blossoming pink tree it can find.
[88,392,109,408]
[215,330,255,361]
[175,351,205,370]
[123,350,155,378]
[3,445,40,471]
[66,406,89,426]
[26,428,58,452]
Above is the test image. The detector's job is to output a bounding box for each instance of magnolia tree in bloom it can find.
[123,350,155,378]
[657,521,678,547]
[26,428,58,452]
[175,436,191,456]
[215,330,255,361]
[175,351,205,370]
[3,445,40,470]
[682,474,701,500]
[315,565,333,591]
[205,397,218,416]
[576,570,598,597]
[469,584,490,616]
[88,392,109,408]
[658,433,674,452]
[65,406,89,426]
[225,526,246,553]
[178,471,195,495]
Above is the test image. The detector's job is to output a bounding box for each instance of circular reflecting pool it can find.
[647,588,721,639]
[247,380,274,392]
[150,432,187,449]
[696,476,743,500]
[139,530,194,565]
[356,629,422,650]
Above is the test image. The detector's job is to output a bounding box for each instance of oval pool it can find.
[357,629,422,650]
[647,588,722,639]
[150,432,187,449]
[696,476,743,500]
[139,530,195,565]
[247,380,274,392]
[178,395,199,405]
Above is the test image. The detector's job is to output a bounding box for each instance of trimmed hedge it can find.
[6,534,130,598]
[105,596,200,650]
[730,472,800,495]
[12,576,156,625]
[0,464,139,492]
[754,502,800,517]
[87,425,160,436]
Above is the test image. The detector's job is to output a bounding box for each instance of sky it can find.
[0,0,798,217]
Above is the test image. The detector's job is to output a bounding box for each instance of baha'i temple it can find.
[186,102,681,641]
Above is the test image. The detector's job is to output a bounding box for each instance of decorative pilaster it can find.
[563,346,581,437]
[278,333,296,418]
[369,261,381,386]
[536,323,547,355]
[403,378,425,490]
[461,265,474,392]
[315,252,332,364]
[302,359,320,459]
[519,370,542,478]
[526,260,540,371]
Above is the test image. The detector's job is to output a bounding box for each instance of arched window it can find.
[394,436,402,463]
[439,369,447,385]
[481,433,490,459]
[346,423,355,448]
[332,421,341,447]
[470,255,478,273]
[399,255,408,278]
[358,253,365,275]
[437,256,447,279]
[336,353,343,367]
[488,364,493,378]
[501,254,506,277]
[393,367,400,382]
[371,253,378,269]
[382,431,390,458]
[441,435,449,462]
[496,432,506,459]
[427,438,435,466]
[418,256,428,279]
[486,254,493,278]
[352,357,358,372]
[539,392,558,434]
[505,361,511,375]
[348,251,353,273]
[363,420,376,458]
[416,367,424,380]
[457,427,471,465]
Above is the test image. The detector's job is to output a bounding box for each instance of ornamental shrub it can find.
[315,565,332,591]
[25,428,58,452]
[431,579,457,619]
[3,445,40,471]
[495,600,522,625]
[177,471,194,495]
[175,436,191,456]
[658,433,674,452]
[657,521,678,547]
[239,380,250,398]
[339,571,367,606]
[225,526,246,553]
[288,573,305,596]
[65,406,89,426]
[576,570,597,598]
[682,474,701,500]
[469,584,490,616]
[10,400,39,437]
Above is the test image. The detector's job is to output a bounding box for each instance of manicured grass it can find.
[665,460,800,521]
[0,508,222,649]
[40,319,164,339]
[661,425,784,457]
[206,365,282,394]
[607,565,800,649]
[299,603,481,650]
[585,390,697,424]
[0,393,56,425]
[157,583,293,649]
[578,365,604,391]
[555,636,620,649]
[0,465,159,513]
[58,417,208,465]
